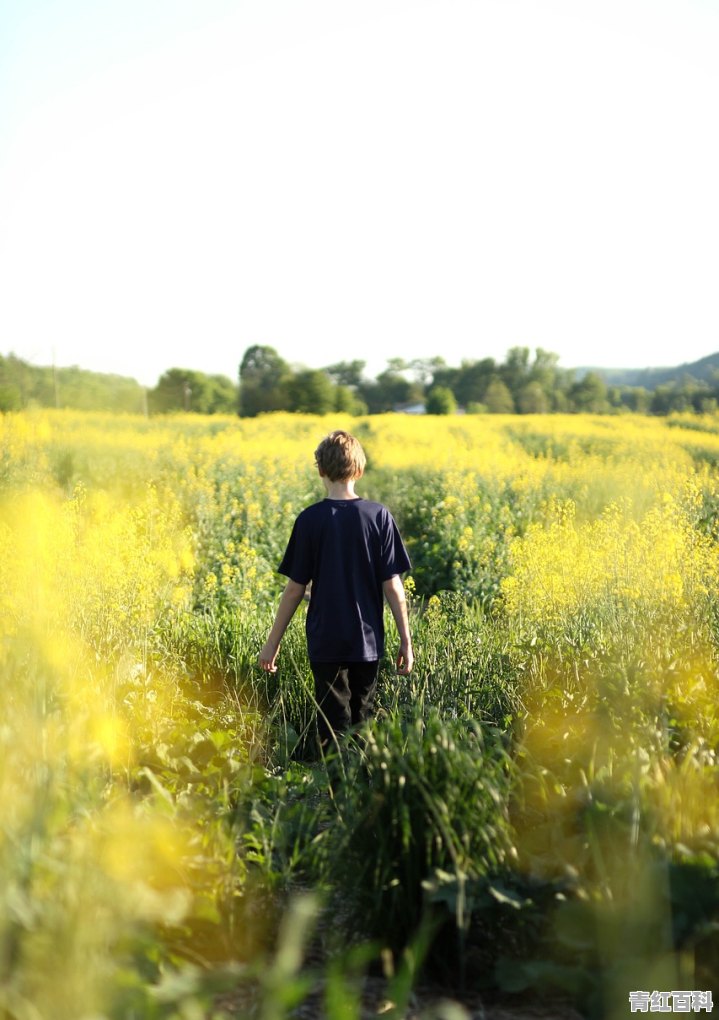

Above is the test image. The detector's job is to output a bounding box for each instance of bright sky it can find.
[1,0,718,387]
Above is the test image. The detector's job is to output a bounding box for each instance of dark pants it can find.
[310,660,380,750]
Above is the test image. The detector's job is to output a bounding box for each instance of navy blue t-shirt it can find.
[277,497,411,662]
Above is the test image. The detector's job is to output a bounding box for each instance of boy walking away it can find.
[258,430,413,751]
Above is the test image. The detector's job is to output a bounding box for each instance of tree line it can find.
[2,347,719,417]
[0,356,237,415]
[0,355,148,414]
[237,344,719,417]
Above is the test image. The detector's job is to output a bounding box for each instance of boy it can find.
[258,429,413,749]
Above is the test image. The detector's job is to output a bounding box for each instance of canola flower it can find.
[500,487,719,633]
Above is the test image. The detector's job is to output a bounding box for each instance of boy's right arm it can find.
[382,574,414,675]
[259,579,307,672]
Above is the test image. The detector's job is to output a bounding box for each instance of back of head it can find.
[314,430,366,481]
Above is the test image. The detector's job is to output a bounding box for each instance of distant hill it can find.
[0,353,146,413]
[0,354,239,415]
[576,351,719,389]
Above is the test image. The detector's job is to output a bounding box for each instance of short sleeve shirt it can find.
[278,497,411,662]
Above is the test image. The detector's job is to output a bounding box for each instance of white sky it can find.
[1,0,718,386]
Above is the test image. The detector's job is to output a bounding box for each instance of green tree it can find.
[484,378,515,413]
[150,369,237,414]
[324,360,366,388]
[500,346,531,395]
[149,369,197,413]
[425,385,457,415]
[448,358,496,407]
[621,387,651,413]
[206,374,240,413]
[334,385,368,415]
[428,363,459,395]
[359,363,421,413]
[239,345,291,416]
[517,381,549,414]
[649,385,678,415]
[0,383,22,411]
[569,372,608,413]
[410,356,446,387]
[529,348,560,386]
[286,369,337,414]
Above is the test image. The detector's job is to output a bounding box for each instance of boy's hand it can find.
[396,642,414,675]
[258,581,306,673]
[258,641,280,673]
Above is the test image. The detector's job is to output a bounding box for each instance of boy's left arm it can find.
[259,579,307,672]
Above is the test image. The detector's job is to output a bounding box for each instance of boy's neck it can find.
[323,477,360,500]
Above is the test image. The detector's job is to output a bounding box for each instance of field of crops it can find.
[3,408,719,1019]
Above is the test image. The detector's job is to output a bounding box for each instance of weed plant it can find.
[317,712,514,949]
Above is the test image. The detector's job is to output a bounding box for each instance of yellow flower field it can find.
[1,407,719,1016]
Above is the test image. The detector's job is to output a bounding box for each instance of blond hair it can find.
[314,430,366,482]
